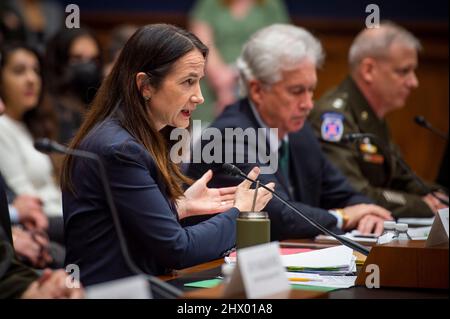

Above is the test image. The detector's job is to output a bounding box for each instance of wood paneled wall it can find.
[82,13,448,182]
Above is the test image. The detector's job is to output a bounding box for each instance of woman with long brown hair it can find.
[62,24,273,286]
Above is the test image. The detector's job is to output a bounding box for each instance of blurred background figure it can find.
[0,43,65,256]
[189,0,290,125]
[311,22,448,218]
[104,24,138,77]
[45,27,102,145]
[0,0,63,54]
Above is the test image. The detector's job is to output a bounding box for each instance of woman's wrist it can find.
[176,198,188,220]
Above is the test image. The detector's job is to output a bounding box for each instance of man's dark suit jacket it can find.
[187,99,371,240]
[63,116,238,286]
[0,173,38,298]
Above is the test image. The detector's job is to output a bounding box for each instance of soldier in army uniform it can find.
[310,22,448,218]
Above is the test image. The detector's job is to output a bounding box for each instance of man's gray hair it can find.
[236,24,324,96]
[349,21,422,71]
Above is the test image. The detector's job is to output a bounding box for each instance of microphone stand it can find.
[414,116,448,141]
[35,139,183,299]
[222,164,371,256]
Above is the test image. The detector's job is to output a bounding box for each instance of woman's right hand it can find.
[233,167,274,212]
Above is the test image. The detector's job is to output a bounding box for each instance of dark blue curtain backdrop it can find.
[56,0,448,22]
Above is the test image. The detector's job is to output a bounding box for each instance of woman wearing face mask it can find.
[62,24,274,286]
[0,43,65,245]
[45,28,103,145]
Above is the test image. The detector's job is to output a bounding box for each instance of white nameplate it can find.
[426,208,449,247]
[223,241,290,299]
[86,275,152,299]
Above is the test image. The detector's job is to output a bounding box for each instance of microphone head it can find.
[222,163,244,177]
[34,138,67,154]
[34,138,54,153]
[414,115,428,127]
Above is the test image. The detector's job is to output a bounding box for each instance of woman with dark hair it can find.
[62,24,273,286]
[0,42,65,266]
[0,43,58,216]
[45,27,102,145]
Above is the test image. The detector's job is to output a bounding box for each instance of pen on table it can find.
[288,277,322,282]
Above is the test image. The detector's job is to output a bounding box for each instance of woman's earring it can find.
[144,96,151,101]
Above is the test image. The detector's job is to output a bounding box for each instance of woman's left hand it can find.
[177,170,237,219]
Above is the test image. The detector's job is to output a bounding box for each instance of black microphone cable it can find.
[35,138,183,299]
[222,163,371,256]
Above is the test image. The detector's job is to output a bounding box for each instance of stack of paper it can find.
[225,247,312,264]
[286,272,356,289]
[281,245,356,275]
[315,233,377,244]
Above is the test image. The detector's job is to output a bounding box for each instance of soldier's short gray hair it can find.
[349,21,422,71]
[237,24,324,96]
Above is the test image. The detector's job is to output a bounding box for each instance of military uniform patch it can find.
[321,112,344,142]
[359,138,383,163]
[362,153,385,164]
[359,139,378,154]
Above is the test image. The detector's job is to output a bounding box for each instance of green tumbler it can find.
[236,211,270,249]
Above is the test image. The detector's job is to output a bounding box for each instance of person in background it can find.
[0,90,83,299]
[188,24,393,240]
[189,0,290,124]
[310,22,448,218]
[62,24,273,286]
[103,24,138,77]
[0,42,65,250]
[0,0,63,53]
[45,28,103,145]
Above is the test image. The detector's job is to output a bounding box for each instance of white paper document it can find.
[316,233,378,244]
[281,245,354,272]
[286,272,356,289]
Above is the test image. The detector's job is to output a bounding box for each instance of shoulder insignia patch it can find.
[321,112,344,142]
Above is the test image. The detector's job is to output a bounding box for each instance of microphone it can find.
[222,163,371,256]
[414,116,448,140]
[342,133,449,206]
[35,138,182,299]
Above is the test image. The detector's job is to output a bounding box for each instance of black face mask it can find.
[67,61,102,105]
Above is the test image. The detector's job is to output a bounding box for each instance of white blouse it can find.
[0,115,62,216]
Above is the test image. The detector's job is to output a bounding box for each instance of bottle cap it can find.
[238,211,268,219]
[395,223,408,232]
[383,221,396,229]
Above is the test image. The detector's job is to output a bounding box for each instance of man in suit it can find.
[0,97,83,298]
[187,24,392,240]
[310,22,448,218]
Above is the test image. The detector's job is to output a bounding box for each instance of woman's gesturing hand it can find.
[233,167,274,212]
[177,170,237,219]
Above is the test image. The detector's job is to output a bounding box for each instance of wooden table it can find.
[159,239,448,299]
